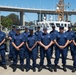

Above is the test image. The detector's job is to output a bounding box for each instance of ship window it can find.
[47,25,49,27]
[41,25,42,27]
[65,24,67,27]
[56,23,60,27]
[61,24,63,26]
[50,23,54,27]
[68,24,70,26]
[42,23,44,25]
[45,23,49,27]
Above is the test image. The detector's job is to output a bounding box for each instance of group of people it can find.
[0,24,76,73]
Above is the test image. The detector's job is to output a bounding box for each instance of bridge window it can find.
[42,23,44,25]
[64,24,67,27]
[61,24,63,26]
[45,23,49,27]
[41,24,43,27]
[50,23,54,27]
[68,24,70,27]
[56,23,60,27]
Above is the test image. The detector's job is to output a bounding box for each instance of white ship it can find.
[37,0,71,33]
[37,17,71,33]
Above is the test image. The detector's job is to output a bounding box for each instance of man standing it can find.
[26,28,37,72]
[72,32,76,72]
[34,26,42,57]
[22,26,29,58]
[65,25,75,59]
[54,26,69,72]
[50,25,58,57]
[38,27,54,72]
[0,26,7,69]
[12,27,25,72]
[8,25,16,61]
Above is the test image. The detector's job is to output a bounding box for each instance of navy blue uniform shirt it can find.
[12,33,25,47]
[35,31,42,40]
[8,30,16,38]
[65,30,75,40]
[22,31,29,43]
[0,31,6,49]
[55,32,69,46]
[26,34,37,48]
[39,33,53,46]
[50,30,58,39]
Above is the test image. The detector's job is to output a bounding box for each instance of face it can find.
[25,28,28,32]
[16,30,20,34]
[52,27,55,30]
[30,30,33,35]
[37,27,40,31]
[43,29,47,33]
[68,27,71,30]
[59,29,64,33]
[12,27,16,30]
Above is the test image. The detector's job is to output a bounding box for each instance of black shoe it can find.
[8,58,12,62]
[33,68,36,72]
[63,66,67,72]
[72,68,76,72]
[26,68,30,72]
[38,66,42,72]
[9,64,13,67]
[3,65,7,69]
[54,66,57,72]
[49,67,53,72]
[20,66,24,72]
[13,65,16,72]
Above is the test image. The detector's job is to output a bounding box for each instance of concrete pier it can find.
[0,51,76,75]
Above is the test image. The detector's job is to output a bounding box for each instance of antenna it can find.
[40,0,42,21]
[56,0,70,21]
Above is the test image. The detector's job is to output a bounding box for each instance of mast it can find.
[56,0,70,21]
[56,0,64,21]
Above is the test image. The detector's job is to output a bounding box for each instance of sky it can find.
[0,0,76,23]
